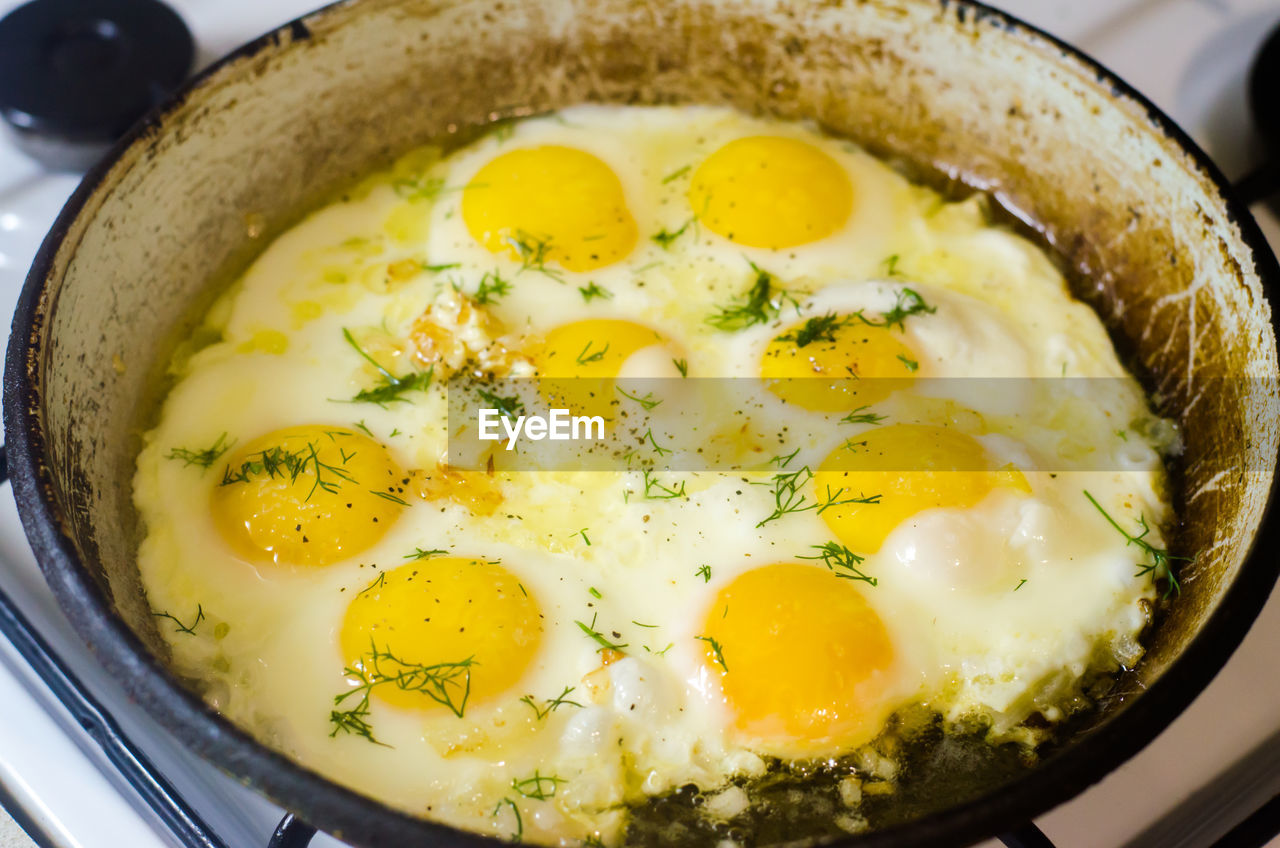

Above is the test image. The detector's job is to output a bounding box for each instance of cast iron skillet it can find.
[4,0,1280,846]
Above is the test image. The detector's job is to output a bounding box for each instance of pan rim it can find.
[4,0,1280,845]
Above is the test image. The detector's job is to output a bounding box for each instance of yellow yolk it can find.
[211,426,407,567]
[700,563,895,756]
[462,146,637,272]
[339,557,542,711]
[689,136,853,249]
[760,316,918,411]
[532,319,670,417]
[815,423,1031,553]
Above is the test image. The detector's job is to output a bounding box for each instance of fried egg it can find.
[133,105,1178,845]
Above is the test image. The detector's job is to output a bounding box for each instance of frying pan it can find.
[4,0,1279,845]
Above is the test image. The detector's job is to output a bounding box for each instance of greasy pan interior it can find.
[5,0,1280,845]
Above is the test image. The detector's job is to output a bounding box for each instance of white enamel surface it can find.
[0,1,1277,848]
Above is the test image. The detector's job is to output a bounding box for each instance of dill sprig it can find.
[220,440,357,501]
[492,798,523,842]
[897,353,919,372]
[775,312,845,347]
[1084,490,1189,599]
[391,175,460,202]
[643,428,671,457]
[841,406,887,426]
[695,564,712,583]
[519,685,583,720]
[617,386,662,411]
[651,218,694,249]
[876,287,935,331]
[798,541,877,586]
[672,358,689,377]
[754,458,881,528]
[342,328,432,407]
[642,468,686,500]
[706,263,795,331]
[478,387,525,418]
[576,340,609,365]
[153,604,204,635]
[578,281,612,302]
[510,770,565,801]
[661,164,691,184]
[330,641,476,744]
[505,230,564,282]
[166,434,235,470]
[575,612,627,653]
[404,547,447,560]
[474,271,511,304]
[695,635,728,672]
[357,572,386,596]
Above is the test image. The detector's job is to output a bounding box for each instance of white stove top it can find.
[0,1,1278,846]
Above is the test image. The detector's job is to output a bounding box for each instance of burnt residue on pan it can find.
[7,1,1277,847]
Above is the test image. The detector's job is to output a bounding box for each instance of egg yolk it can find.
[211,425,407,567]
[815,423,1031,553]
[340,557,542,711]
[462,146,637,272]
[700,563,894,755]
[760,316,918,411]
[689,136,853,249]
[532,319,670,416]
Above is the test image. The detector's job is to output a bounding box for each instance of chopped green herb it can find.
[695,635,728,672]
[695,564,712,583]
[330,641,475,744]
[798,541,877,586]
[651,218,694,249]
[352,420,375,438]
[166,434,234,470]
[642,468,686,500]
[617,386,662,411]
[370,490,409,506]
[755,464,881,528]
[404,547,447,560]
[775,312,845,347]
[423,262,461,273]
[672,358,689,377]
[1015,579,1027,591]
[342,328,432,407]
[661,164,691,184]
[153,605,204,636]
[220,441,357,502]
[875,287,935,332]
[474,271,511,304]
[643,428,671,457]
[575,612,627,652]
[632,620,658,628]
[588,586,601,599]
[578,281,612,302]
[1084,490,1189,598]
[897,353,919,372]
[519,685,583,719]
[478,387,525,418]
[576,340,610,365]
[505,230,564,282]
[841,406,887,426]
[492,797,523,843]
[511,770,565,801]
[707,263,794,331]
[357,572,386,596]
[579,529,593,547]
